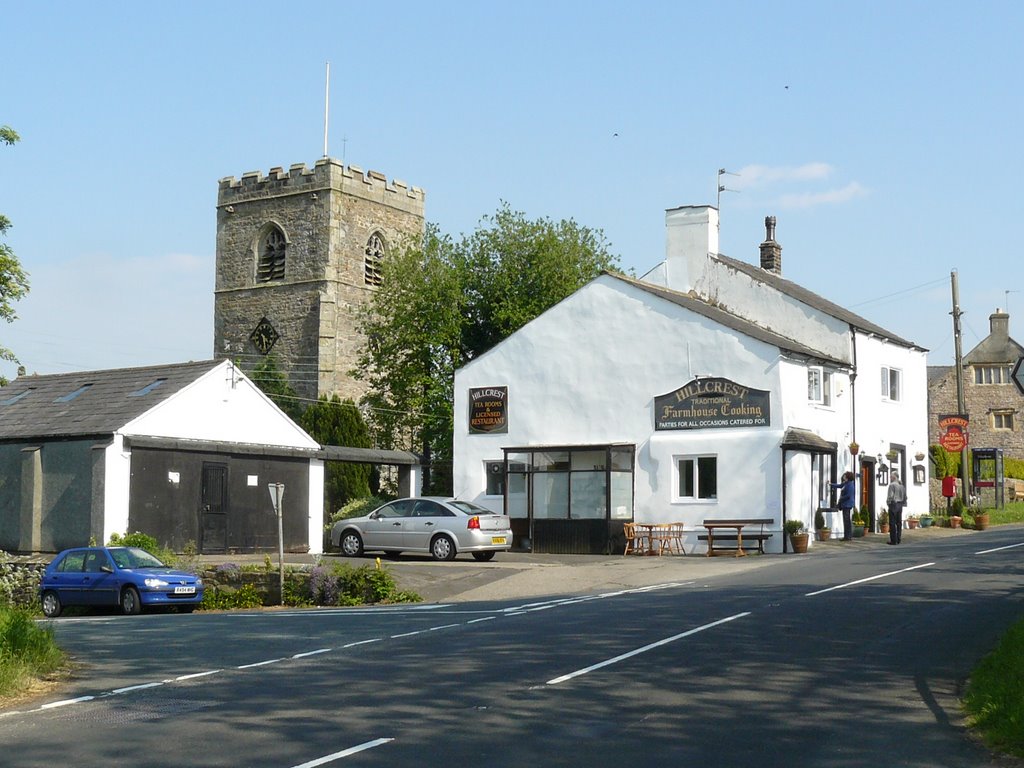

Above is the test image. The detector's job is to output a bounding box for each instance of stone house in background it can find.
[928,309,1024,500]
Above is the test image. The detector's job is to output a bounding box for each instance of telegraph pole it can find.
[950,271,969,504]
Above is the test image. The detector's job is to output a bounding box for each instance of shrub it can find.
[108,531,174,565]
[0,552,42,610]
[308,562,419,606]
[201,583,264,611]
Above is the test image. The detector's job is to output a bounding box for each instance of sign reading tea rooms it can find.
[469,386,508,434]
[655,377,771,431]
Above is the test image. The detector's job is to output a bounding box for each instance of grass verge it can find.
[963,616,1024,759]
[0,605,67,700]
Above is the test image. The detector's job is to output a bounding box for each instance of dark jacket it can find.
[830,479,855,509]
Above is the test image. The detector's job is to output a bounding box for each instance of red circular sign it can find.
[939,426,966,452]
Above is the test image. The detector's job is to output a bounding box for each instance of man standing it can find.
[887,472,907,544]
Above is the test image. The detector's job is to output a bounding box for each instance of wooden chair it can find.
[669,523,687,555]
[623,521,647,555]
[649,524,676,555]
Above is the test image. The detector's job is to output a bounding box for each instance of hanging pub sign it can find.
[937,413,969,452]
[469,386,508,434]
[654,377,771,431]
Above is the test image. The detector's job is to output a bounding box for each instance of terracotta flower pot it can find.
[974,513,990,531]
[950,516,962,529]
[790,532,809,553]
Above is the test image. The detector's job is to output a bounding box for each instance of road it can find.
[2,527,1022,767]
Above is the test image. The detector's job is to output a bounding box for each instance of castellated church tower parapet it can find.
[213,158,425,405]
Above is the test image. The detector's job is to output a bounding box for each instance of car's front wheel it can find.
[340,531,364,557]
[41,590,62,618]
[120,586,142,615]
[472,551,496,562]
[431,534,456,562]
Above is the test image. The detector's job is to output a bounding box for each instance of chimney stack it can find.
[759,215,782,275]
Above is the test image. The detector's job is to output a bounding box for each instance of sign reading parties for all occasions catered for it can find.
[469,386,508,434]
[654,377,771,431]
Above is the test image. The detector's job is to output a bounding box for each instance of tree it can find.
[357,203,620,493]
[248,354,305,422]
[301,395,374,517]
[1,125,30,380]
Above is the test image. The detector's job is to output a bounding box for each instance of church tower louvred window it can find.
[364,232,385,286]
[257,226,287,282]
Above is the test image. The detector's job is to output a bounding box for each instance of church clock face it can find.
[250,317,279,355]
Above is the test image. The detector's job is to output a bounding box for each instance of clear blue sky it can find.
[3,1,1022,380]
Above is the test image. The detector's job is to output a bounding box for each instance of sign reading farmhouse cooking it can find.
[468,386,508,434]
[655,377,771,431]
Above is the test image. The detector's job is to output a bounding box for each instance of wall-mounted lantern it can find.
[877,463,890,486]
[913,465,926,485]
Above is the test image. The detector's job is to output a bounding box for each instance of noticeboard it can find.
[654,377,771,431]
[469,386,508,434]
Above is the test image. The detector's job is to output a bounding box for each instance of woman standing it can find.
[830,471,857,541]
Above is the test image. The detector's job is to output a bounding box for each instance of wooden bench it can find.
[697,518,774,556]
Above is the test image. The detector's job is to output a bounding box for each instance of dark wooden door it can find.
[200,464,228,553]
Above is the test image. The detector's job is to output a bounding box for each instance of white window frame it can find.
[993,411,1014,431]
[808,366,832,407]
[881,366,902,402]
[674,454,718,502]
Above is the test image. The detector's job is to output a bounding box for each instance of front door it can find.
[859,460,876,529]
[200,464,228,553]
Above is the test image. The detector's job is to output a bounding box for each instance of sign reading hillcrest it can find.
[469,386,508,434]
[655,377,771,431]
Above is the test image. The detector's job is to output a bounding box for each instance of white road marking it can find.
[390,630,423,638]
[292,648,332,659]
[174,670,222,681]
[288,738,394,767]
[467,616,496,624]
[40,696,95,709]
[976,541,1024,555]
[428,623,462,631]
[238,658,285,669]
[545,612,751,685]
[804,562,935,597]
[109,682,164,695]
[343,638,382,648]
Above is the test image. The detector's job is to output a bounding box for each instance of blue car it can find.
[39,546,203,617]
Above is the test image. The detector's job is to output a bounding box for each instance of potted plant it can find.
[920,513,934,528]
[848,441,859,455]
[851,510,866,538]
[814,508,831,541]
[949,496,964,529]
[886,449,899,461]
[785,519,809,553]
[907,514,920,529]
[972,510,990,530]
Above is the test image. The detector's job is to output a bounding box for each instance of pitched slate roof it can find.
[0,360,223,440]
[614,273,849,367]
[713,253,923,350]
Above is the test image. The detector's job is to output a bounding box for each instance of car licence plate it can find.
[174,586,196,595]
[491,537,506,545]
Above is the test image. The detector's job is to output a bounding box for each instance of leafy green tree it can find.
[1,125,30,380]
[357,204,619,493]
[248,354,305,422]
[301,395,374,516]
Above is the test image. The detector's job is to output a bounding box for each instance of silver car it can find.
[331,497,513,561]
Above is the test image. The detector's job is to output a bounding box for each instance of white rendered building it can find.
[453,206,929,554]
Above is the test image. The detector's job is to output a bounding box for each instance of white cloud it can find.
[776,182,869,209]
[734,162,834,188]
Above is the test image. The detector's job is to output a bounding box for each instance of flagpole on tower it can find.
[323,61,330,158]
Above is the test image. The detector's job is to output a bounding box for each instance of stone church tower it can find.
[213,158,425,404]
